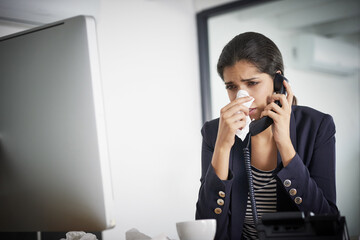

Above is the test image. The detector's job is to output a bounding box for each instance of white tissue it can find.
[126,228,151,240]
[151,233,171,240]
[60,232,98,240]
[235,90,254,141]
[125,228,171,240]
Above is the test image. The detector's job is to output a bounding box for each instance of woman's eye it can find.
[225,85,237,90]
[248,81,259,86]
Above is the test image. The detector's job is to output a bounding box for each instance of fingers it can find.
[223,104,250,119]
[218,96,253,140]
[221,103,249,130]
[224,109,247,125]
[283,80,294,106]
[261,109,279,121]
[220,97,252,120]
[227,112,248,129]
[260,102,282,119]
[271,94,289,111]
[221,96,253,114]
[219,111,247,133]
[261,93,293,123]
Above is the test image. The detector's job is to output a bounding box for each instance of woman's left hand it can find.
[260,80,296,166]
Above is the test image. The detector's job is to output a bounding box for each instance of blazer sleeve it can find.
[276,114,338,214]
[195,121,234,239]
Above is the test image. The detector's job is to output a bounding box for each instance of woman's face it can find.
[223,60,274,120]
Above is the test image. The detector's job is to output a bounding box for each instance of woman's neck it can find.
[250,125,277,171]
[251,125,273,142]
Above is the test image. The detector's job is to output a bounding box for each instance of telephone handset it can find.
[244,73,289,231]
[249,73,288,136]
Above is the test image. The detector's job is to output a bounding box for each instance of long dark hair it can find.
[217,32,297,105]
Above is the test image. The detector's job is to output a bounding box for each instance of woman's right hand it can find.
[216,96,252,150]
[211,96,252,180]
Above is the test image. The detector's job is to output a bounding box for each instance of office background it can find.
[0,0,358,239]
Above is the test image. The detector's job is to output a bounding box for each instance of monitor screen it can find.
[0,15,115,231]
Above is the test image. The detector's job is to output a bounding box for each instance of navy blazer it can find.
[195,105,338,240]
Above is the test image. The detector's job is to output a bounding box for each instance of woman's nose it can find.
[238,85,250,92]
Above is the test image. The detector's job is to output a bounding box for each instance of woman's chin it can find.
[249,108,262,120]
[249,114,259,121]
[249,109,264,121]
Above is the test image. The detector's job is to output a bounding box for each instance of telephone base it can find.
[257,211,349,240]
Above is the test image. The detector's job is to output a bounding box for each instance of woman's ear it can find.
[276,70,282,75]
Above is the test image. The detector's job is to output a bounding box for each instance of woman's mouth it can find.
[249,108,256,116]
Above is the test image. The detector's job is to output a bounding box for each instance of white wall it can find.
[208,13,360,237]
[0,0,99,24]
[194,0,236,12]
[0,1,202,239]
[97,1,201,239]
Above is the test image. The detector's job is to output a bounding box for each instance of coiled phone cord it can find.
[243,133,259,226]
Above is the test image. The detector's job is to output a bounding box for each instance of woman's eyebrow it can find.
[240,77,258,82]
[224,81,234,85]
[225,77,259,85]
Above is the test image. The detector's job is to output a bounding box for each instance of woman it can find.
[195,32,338,240]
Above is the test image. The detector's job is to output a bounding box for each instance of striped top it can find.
[242,166,277,240]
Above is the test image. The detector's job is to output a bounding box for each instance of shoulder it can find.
[292,105,326,118]
[292,105,334,127]
[201,118,219,136]
[201,118,219,146]
[292,105,336,145]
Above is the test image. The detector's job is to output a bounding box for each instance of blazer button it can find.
[217,199,224,206]
[284,179,291,187]
[289,188,297,196]
[214,208,222,214]
[219,191,225,198]
[294,197,302,204]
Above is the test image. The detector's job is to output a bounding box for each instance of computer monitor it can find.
[0,15,115,232]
